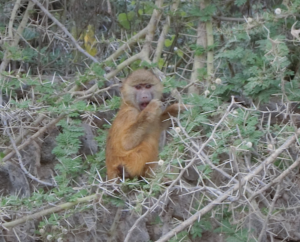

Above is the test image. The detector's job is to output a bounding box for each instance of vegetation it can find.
[1,0,300,241]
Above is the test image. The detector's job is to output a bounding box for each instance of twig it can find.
[106,0,112,15]
[2,114,65,163]
[162,96,236,205]
[71,52,143,97]
[257,181,282,242]
[188,1,206,94]
[152,1,179,63]
[2,194,96,229]
[4,114,45,155]
[72,0,164,98]
[104,27,148,63]
[249,156,300,202]
[291,21,300,41]
[1,116,55,187]
[75,84,120,100]
[213,16,245,22]
[230,146,242,201]
[30,0,99,63]
[107,207,123,242]
[176,117,270,208]
[0,1,35,72]
[140,0,163,60]
[8,0,22,39]
[156,128,300,242]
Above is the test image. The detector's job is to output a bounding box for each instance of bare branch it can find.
[2,114,65,163]
[1,116,55,187]
[156,128,300,242]
[30,0,99,63]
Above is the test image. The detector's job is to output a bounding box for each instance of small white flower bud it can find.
[247,17,253,23]
[246,142,252,148]
[174,47,178,51]
[174,127,181,133]
[47,235,53,241]
[210,85,216,90]
[57,238,63,242]
[215,78,222,84]
[275,8,281,15]
[39,229,45,234]
[204,90,210,97]
[232,110,238,115]
[267,144,273,150]
[158,159,164,166]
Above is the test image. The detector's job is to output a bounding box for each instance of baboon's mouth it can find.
[140,102,150,110]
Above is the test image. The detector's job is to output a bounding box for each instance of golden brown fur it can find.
[105,69,183,180]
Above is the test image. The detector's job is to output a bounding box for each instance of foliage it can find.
[168,231,189,242]
[191,219,212,238]
[1,0,300,241]
[215,219,255,242]
[190,5,216,22]
[118,12,135,30]
[52,119,85,187]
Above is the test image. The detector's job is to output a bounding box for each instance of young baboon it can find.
[105,69,183,180]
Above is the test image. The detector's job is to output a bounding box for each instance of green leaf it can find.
[176,49,184,57]
[22,27,38,40]
[127,11,135,21]
[180,11,186,17]
[158,58,165,69]
[197,164,212,177]
[118,12,135,29]
[110,197,125,207]
[190,44,205,56]
[235,0,247,7]
[190,5,216,21]
[165,35,175,47]
[0,152,5,161]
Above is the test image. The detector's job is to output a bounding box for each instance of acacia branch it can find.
[72,0,164,98]
[8,0,22,39]
[4,114,45,155]
[249,156,300,201]
[30,0,99,63]
[206,0,214,82]
[104,27,148,63]
[153,0,179,63]
[257,181,282,242]
[140,0,163,60]
[2,114,65,163]
[156,128,300,242]
[213,16,245,22]
[1,117,55,187]
[188,1,207,94]
[0,1,35,72]
[2,194,96,229]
